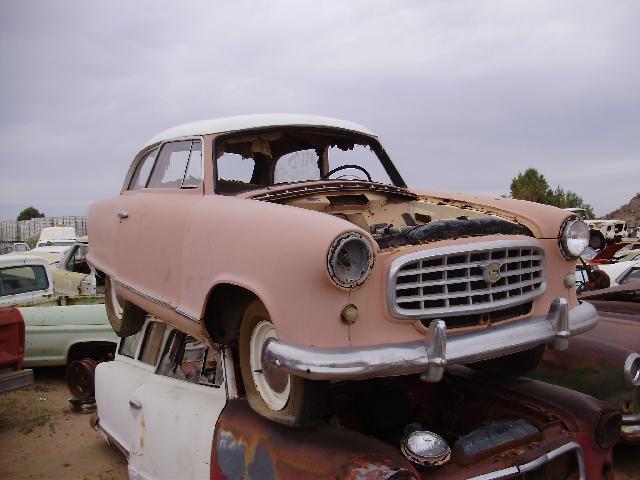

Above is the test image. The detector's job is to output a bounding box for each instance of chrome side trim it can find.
[468,441,585,480]
[97,420,130,461]
[263,299,598,381]
[112,277,177,312]
[387,239,547,320]
[175,307,201,323]
[88,262,201,324]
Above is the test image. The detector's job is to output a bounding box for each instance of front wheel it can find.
[239,300,327,426]
[104,276,146,338]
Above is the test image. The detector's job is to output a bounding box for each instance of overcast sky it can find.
[1,0,638,219]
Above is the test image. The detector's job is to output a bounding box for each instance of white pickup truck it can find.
[0,254,117,367]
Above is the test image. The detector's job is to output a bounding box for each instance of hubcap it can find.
[250,320,290,411]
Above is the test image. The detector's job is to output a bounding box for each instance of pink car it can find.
[87,114,596,425]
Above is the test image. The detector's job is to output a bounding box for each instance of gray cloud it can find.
[1,0,638,218]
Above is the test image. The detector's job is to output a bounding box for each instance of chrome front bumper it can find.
[263,298,598,383]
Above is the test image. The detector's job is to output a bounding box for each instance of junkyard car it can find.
[87,114,597,424]
[533,284,639,444]
[585,219,628,250]
[94,318,619,480]
[1,254,116,367]
[52,237,98,296]
[33,226,77,254]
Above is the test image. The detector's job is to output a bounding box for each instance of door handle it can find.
[129,399,142,410]
[116,210,129,219]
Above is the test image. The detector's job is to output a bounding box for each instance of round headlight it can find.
[401,430,451,466]
[327,232,374,288]
[560,219,590,259]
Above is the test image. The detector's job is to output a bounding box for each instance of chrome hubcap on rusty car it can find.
[250,320,290,410]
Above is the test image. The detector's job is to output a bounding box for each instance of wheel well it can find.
[67,341,116,363]
[203,284,258,346]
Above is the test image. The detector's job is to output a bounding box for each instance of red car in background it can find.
[0,307,33,394]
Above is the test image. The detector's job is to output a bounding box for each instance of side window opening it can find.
[147,141,192,189]
[182,141,203,188]
[63,245,90,274]
[138,321,168,365]
[620,267,640,285]
[0,265,49,296]
[146,140,203,189]
[216,152,257,194]
[118,327,146,358]
[156,329,222,387]
[129,147,159,191]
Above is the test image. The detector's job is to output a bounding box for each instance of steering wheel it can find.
[321,164,372,182]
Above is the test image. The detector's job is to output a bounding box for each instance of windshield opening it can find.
[214,128,404,195]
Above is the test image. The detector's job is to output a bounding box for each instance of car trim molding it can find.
[95,418,130,460]
[262,299,598,382]
[91,263,200,323]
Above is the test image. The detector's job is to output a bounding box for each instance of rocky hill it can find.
[604,193,640,227]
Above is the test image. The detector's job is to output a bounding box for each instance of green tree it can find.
[17,206,45,221]
[510,168,594,218]
[510,168,550,204]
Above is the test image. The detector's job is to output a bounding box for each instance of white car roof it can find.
[142,114,376,149]
[0,254,51,269]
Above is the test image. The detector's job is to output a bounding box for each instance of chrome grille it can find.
[388,239,546,320]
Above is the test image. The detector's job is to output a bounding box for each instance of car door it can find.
[116,140,204,310]
[95,321,159,457]
[54,243,94,296]
[128,329,226,480]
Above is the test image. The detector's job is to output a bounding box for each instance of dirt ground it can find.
[0,367,638,480]
[0,367,127,480]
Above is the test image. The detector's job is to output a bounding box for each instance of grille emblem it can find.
[482,261,503,284]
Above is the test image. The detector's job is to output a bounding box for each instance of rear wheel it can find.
[239,300,327,426]
[66,358,97,401]
[104,276,146,338]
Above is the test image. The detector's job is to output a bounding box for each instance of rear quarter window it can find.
[0,265,49,296]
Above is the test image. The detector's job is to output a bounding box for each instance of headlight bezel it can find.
[327,232,374,289]
[559,218,590,259]
[624,352,640,388]
[594,410,622,450]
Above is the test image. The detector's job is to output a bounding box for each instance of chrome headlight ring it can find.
[559,218,590,259]
[624,352,640,388]
[327,232,374,288]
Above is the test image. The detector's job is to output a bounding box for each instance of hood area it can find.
[256,185,543,250]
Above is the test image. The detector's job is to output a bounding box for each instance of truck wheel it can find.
[104,276,146,338]
[469,345,545,377]
[239,300,327,426]
[66,358,97,401]
[589,230,605,250]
